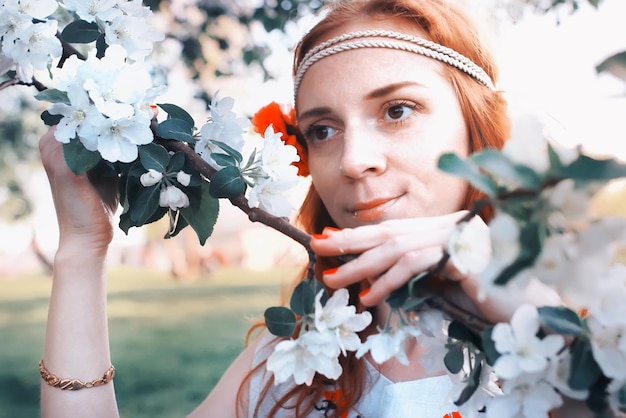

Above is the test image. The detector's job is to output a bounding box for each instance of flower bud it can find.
[140,169,163,187]
[159,185,190,210]
[176,170,191,186]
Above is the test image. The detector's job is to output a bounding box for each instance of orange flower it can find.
[251,101,309,177]
[322,389,349,418]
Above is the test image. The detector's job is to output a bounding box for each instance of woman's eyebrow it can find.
[364,81,423,100]
[298,106,333,121]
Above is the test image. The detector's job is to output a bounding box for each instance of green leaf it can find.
[493,223,541,285]
[480,327,500,366]
[448,320,480,346]
[538,306,584,336]
[438,153,497,197]
[444,343,464,374]
[454,361,482,406]
[95,33,107,58]
[41,110,63,126]
[561,154,626,183]
[386,284,409,309]
[264,306,297,337]
[129,184,161,225]
[401,296,428,312]
[211,153,238,167]
[156,118,194,143]
[168,152,186,173]
[62,138,101,175]
[35,89,70,104]
[569,338,602,390]
[211,140,243,164]
[61,20,101,43]
[139,143,170,172]
[158,103,195,128]
[290,281,315,317]
[179,182,219,245]
[310,279,328,306]
[470,150,541,189]
[208,166,246,198]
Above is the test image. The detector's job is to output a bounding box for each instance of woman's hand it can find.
[310,211,474,306]
[39,127,117,256]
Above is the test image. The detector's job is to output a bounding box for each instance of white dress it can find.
[248,332,464,418]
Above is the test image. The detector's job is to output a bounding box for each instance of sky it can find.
[492,0,626,159]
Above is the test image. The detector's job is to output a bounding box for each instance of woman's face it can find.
[296,23,470,229]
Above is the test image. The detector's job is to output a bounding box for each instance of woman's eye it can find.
[384,104,415,121]
[304,124,337,142]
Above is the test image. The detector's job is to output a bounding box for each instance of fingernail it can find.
[323,267,338,276]
[359,288,370,298]
[312,234,328,240]
[324,226,341,233]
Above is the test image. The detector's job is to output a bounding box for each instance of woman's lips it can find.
[351,197,398,222]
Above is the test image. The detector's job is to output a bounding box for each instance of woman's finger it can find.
[311,211,467,256]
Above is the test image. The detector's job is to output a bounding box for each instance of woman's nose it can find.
[339,125,387,179]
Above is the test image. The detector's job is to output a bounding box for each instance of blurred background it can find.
[1,0,625,416]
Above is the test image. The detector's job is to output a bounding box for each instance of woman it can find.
[39,0,569,417]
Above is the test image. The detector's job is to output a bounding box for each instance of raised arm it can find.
[39,128,119,418]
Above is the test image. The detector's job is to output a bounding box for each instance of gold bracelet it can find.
[39,360,115,390]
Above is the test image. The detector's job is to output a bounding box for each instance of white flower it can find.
[447,216,492,276]
[60,0,122,23]
[479,213,522,298]
[2,19,61,82]
[7,0,58,19]
[176,171,191,187]
[80,112,153,163]
[356,325,419,366]
[545,350,588,401]
[195,94,250,167]
[266,330,342,386]
[314,289,371,355]
[543,179,590,230]
[104,14,164,61]
[140,169,163,187]
[492,304,564,380]
[503,113,550,174]
[159,185,189,210]
[247,174,299,218]
[48,84,97,143]
[260,125,300,180]
[486,378,562,418]
[531,233,577,286]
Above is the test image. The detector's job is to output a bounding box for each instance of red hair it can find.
[241,1,511,416]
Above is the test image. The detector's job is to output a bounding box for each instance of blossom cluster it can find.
[266,288,372,385]
[0,0,62,82]
[195,94,302,217]
[45,46,163,163]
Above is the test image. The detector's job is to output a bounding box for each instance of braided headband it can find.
[294,29,495,97]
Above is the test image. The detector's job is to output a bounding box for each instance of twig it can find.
[0,77,47,92]
[154,136,317,279]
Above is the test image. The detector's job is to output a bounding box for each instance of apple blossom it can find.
[491,304,563,380]
[260,125,300,181]
[447,216,492,276]
[195,94,250,168]
[486,378,562,418]
[266,330,342,386]
[314,289,372,355]
[140,169,163,187]
[159,185,190,210]
[176,171,191,187]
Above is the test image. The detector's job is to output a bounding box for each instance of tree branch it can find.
[154,136,317,279]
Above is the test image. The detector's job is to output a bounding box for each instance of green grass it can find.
[0,266,296,418]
